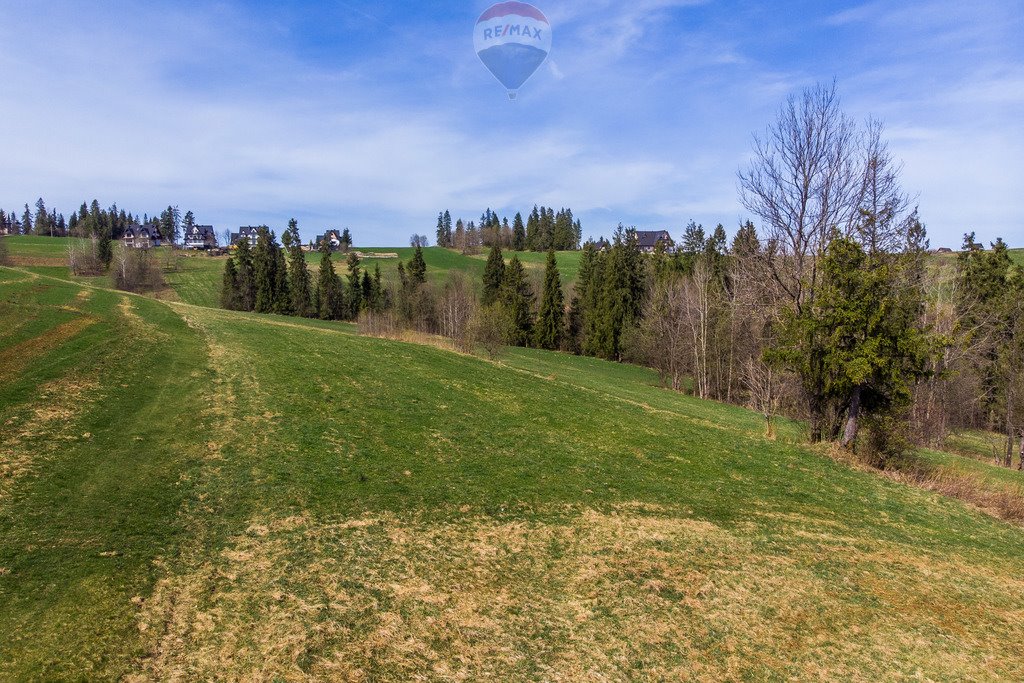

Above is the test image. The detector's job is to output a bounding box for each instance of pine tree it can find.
[182,210,196,238]
[500,255,534,346]
[436,212,446,247]
[316,240,345,320]
[341,228,353,252]
[272,240,291,314]
[221,256,240,310]
[286,219,314,317]
[512,212,526,251]
[346,251,363,318]
[34,198,49,235]
[409,245,427,284]
[525,206,539,250]
[252,227,277,313]
[234,237,256,311]
[482,244,505,306]
[22,204,32,237]
[534,249,565,350]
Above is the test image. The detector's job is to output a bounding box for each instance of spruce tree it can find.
[253,227,277,313]
[436,212,446,247]
[272,241,291,314]
[287,219,313,317]
[234,237,256,311]
[220,256,240,310]
[316,240,345,320]
[481,244,505,306]
[346,251,363,318]
[409,245,427,284]
[512,212,526,251]
[500,255,534,346]
[534,249,565,350]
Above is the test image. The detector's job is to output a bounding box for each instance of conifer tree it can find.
[316,240,345,320]
[409,245,427,284]
[525,206,540,250]
[253,227,277,313]
[436,212,446,247]
[482,244,505,306]
[220,256,240,310]
[234,237,256,311]
[286,219,313,317]
[22,204,32,237]
[272,240,291,314]
[346,251,363,318]
[512,212,526,251]
[534,249,565,350]
[500,255,534,346]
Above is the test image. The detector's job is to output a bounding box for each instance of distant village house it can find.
[122,223,163,249]
[231,226,260,247]
[183,224,217,250]
[315,229,349,252]
[635,230,674,254]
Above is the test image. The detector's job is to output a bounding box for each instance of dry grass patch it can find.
[0,374,101,497]
[0,315,97,382]
[131,506,1024,681]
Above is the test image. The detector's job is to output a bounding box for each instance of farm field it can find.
[2,265,1024,680]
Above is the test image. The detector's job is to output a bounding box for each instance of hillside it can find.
[2,265,1024,680]
[2,237,586,309]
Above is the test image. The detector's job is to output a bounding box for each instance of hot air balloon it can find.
[474,2,551,100]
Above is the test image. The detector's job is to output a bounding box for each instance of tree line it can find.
[214,82,1021,467]
[1,198,192,245]
[434,206,582,253]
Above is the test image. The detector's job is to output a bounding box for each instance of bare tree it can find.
[684,258,713,399]
[439,271,477,350]
[743,356,782,438]
[635,276,690,391]
[68,235,103,275]
[738,81,863,314]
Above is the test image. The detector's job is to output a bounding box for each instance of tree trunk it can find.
[841,387,862,448]
[1018,430,1023,471]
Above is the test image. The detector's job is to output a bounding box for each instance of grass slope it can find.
[3,266,1024,680]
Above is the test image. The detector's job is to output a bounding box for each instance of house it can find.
[635,230,674,253]
[183,224,217,250]
[230,226,260,246]
[315,229,346,252]
[123,223,163,249]
[935,247,954,254]
[594,238,611,252]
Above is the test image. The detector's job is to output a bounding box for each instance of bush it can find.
[112,247,165,293]
[861,413,914,470]
[468,304,508,359]
[68,236,105,275]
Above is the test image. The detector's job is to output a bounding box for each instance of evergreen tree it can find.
[525,206,540,250]
[34,198,49,235]
[272,240,291,314]
[341,228,353,251]
[409,245,427,284]
[234,237,256,311]
[346,251,363,318]
[568,241,598,353]
[286,219,314,317]
[590,227,645,359]
[182,210,196,239]
[22,204,32,237]
[361,269,373,309]
[500,255,534,346]
[436,212,446,247]
[481,244,505,306]
[252,227,278,313]
[512,212,526,251]
[316,240,345,320]
[220,256,240,310]
[534,249,565,350]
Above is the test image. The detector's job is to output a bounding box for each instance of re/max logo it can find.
[482,24,543,41]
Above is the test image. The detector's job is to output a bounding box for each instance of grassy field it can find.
[3,265,1024,680]
[1010,248,1024,268]
[3,238,585,310]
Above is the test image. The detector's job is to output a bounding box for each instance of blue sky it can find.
[0,0,1020,248]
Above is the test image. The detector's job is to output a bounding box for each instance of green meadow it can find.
[2,258,1024,680]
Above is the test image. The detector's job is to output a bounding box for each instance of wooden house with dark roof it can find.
[635,230,674,253]
[123,223,163,249]
[315,229,346,252]
[184,224,217,250]
[230,226,260,247]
